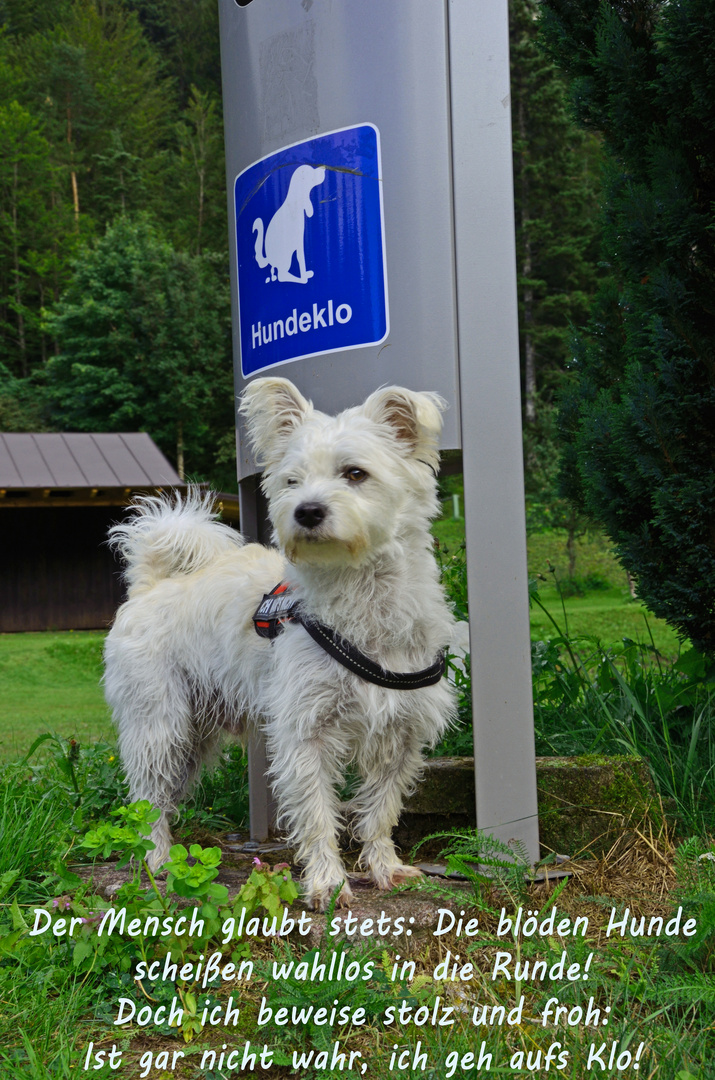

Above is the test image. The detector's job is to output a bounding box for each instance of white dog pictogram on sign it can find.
[252,164,326,284]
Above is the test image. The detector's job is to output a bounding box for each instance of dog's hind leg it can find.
[108,669,199,870]
[351,737,425,891]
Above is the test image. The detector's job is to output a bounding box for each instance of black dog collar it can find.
[253,583,445,690]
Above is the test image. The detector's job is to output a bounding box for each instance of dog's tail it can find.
[108,489,245,594]
[252,217,268,268]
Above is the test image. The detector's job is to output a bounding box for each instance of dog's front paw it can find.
[388,864,423,886]
[304,879,354,912]
[367,855,423,889]
[368,862,423,891]
[360,838,422,892]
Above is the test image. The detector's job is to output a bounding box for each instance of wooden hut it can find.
[0,433,185,632]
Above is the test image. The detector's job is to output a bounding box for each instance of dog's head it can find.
[288,164,326,217]
[239,378,445,566]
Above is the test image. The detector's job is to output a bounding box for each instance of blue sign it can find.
[234,124,388,377]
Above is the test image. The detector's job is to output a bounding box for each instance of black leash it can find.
[253,583,445,690]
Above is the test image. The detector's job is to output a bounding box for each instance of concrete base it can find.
[396,755,658,859]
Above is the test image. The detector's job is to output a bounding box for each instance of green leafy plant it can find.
[19,734,128,820]
[163,843,227,903]
[435,541,469,623]
[438,535,715,834]
[663,840,715,977]
[434,542,474,755]
[413,827,533,911]
[79,799,159,868]
[7,802,300,1044]
[255,938,394,1057]
[177,743,249,834]
[239,857,299,917]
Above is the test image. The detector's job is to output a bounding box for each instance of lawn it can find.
[1,757,713,1080]
[0,514,683,757]
[526,531,682,656]
[433,509,683,658]
[0,631,113,758]
[1,513,713,1079]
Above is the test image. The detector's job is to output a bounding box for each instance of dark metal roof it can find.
[0,433,183,490]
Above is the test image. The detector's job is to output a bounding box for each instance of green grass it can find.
[0,631,113,757]
[527,527,630,584]
[529,585,683,655]
[0,760,113,1076]
[0,514,683,757]
[527,531,682,655]
[0,522,713,1076]
[1,758,714,1079]
[433,507,683,657]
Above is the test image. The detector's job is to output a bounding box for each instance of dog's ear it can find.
[362,386,446,470]
[239,378,312,468]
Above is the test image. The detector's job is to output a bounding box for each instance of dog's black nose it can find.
[294,502,327,529]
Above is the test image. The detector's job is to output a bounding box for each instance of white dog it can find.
[104,378,456,909]
[253,164,326,284]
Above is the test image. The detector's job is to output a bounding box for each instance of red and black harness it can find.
[253,582,446,690]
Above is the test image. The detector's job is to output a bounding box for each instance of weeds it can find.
[0,768,76,903]
[412,828,533,911]
[437,554,715,835]
[3,778,715,1076]
[2,547,715,1074]
[178,743,249,835]
[529,620,715,833]
[2,797,299,1053]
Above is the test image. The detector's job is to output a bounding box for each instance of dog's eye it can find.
[286,478,299,487]
[343,467,368,484]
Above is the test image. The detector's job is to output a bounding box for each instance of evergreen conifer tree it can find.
[541,0,715,652]
[510,0,602,424]
[45,215,233,483]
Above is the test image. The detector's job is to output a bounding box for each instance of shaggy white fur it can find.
[104,378,457,909]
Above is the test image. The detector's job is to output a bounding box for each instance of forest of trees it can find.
[0,0,236,486]
[6,0,715,650]
[0,0,601,495]
[541,0,715,652]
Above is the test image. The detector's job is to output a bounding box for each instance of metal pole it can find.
[239,476,276,841]
[449,0,540,864]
